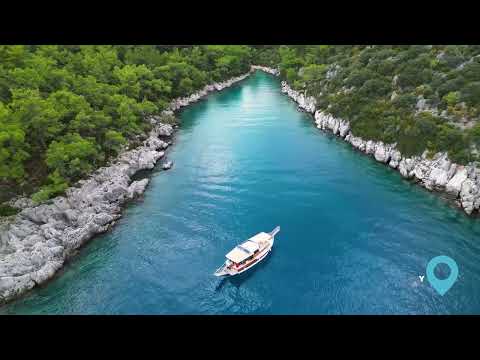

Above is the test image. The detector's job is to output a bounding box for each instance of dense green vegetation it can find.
[3,45,480,207]
[0,45,252,203]
[253,45,480,164]
[0,203,18,217]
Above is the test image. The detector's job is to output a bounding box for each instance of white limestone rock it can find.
[8,197,35,210]
[0,275,36,302]
[162,161,173,170]
[127,179,149,199]
[281,81,316,114]
[374,142,392,163]
[349,135,364,150]
[413,161,431,184]
[358,140,366,152]
[338,121,350,138]
[251,65,280,76]
[156,124,174,137]
[446,167,468,197]
[144,136,167,151]
[399,158,417,178]
[365,141,376,155]
[460,178,479,214]
[420,153,455,191]
[428,167,450,189]
[347,134,358,147]
[389,150,402,169]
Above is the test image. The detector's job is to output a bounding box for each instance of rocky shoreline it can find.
[251,65,280,76]
[5,64,476,306]
[166,72,252,111]
[0,69,256,305]
[278,78,480,216]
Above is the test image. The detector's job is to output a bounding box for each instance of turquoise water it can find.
[4,71,480,314]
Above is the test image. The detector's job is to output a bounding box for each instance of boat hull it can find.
[234,246,272,275]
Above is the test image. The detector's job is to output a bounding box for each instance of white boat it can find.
[214,226,280,277]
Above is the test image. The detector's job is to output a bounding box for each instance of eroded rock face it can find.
[389,150,402,169]
[281,82,316,113]
[446,167,468,197]
[314,111,350,138]
[374,142,392,164]
[460,178,479,215]
[365,141,376,155]
[399,158,417,178]
[349,135,366,152]
[338,122,350,138]
[127,179,150,199]
[156,124,174,138]
[414,153,456,191]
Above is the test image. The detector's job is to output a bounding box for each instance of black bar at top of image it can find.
[1,4,479,44]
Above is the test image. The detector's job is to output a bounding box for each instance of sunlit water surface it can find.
[4,71,480,314]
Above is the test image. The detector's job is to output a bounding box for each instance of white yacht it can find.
[214,226,280,277]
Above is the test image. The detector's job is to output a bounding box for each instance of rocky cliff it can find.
[0,69,257,305]
[278,80,480,216]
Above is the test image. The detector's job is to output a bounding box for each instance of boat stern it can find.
[214,263,231,277]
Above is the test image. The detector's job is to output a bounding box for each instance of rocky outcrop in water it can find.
[162,161,173,170]
[281,82,480,217]
[0,70,257,305]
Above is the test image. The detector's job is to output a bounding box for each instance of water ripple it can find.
[4,71,480,315]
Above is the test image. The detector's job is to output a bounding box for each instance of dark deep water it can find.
[4,71,480,314]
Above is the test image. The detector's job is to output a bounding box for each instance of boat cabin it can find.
[225,232,271,267]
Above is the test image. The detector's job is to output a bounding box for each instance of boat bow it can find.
[269,226,280,238]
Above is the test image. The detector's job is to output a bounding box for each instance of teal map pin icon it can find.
[426,255,458,296]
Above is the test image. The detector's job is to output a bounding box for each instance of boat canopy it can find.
[248,232,271,244]
[226,240,260,263]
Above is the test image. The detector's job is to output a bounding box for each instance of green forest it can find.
[0,45,252,210]
[255,45,480,164]
[3,45,480,214]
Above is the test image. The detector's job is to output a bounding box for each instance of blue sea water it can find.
[4,71,480,314]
